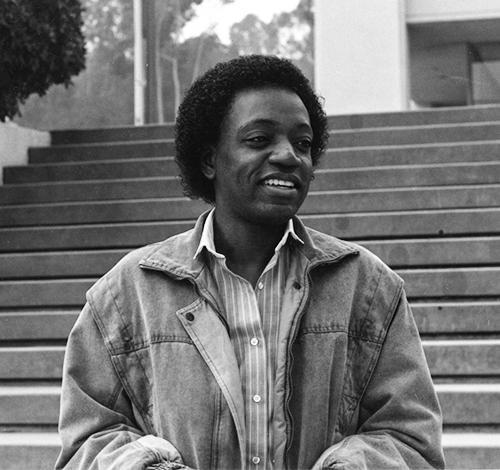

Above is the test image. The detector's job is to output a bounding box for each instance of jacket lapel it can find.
[176,297,246,465]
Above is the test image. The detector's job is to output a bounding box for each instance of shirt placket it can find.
[238,280,268,469]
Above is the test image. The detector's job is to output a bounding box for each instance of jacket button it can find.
[185,312,195,321]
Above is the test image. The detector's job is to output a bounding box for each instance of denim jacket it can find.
[56,213,445,470]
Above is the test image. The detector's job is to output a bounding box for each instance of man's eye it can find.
[295,139,312,151]
[245,136,268,145]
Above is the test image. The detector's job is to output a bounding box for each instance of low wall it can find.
[0,121,50,184]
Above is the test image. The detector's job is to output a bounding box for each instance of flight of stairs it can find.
[1,105,499,469]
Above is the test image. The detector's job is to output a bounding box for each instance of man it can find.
[56,55,444,469]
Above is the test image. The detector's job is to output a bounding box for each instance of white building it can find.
[314,0,500,115]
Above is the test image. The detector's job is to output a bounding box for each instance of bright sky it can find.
[182,0,301,44]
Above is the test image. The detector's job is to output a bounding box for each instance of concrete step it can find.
[0,431,497,470]
[37,122,500,165]
[1,168,498,207]
[3,185,500,228]
[0,197,209,227]
[45,106,500,147]
[1,237,498,280]
[28,139,174,164]
[424,339,500,377]
[1,384,498,428]
[1,208,499,252]
[1,341,497,380]
[0,346,65,379]
[3,157,177,184]
[400,267,500,300]
[28,139,500,169]
[0,386,60,425]
[330,121,500,147]
[51,123,175,145]
[436,384,500,425]
[0,432,60,470]
[443,433,500,469]
[1,268,497,308]
[323,140,500,169]
[329,104,500,129]
[4,158,499,187]
[0,310,78,340]
[363,236,500,268]
[0,301,497,342]
[413,301,500,335]
[0,177,181,205]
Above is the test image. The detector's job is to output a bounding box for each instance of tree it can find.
[0,0,86,121]
[229,0,314,81]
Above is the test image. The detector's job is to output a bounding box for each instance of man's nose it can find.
[268,141,301,167]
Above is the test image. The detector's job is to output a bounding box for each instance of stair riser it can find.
[3,187,500,228]
[444,446,500,470]
[0,394,59,425]
[2,390,496,426]
[413,303,500,335]
[44,125,500,157]
[329,106,500,129]
[1,343,497,379]
[1,269,497,308]
[1,210,498,251]
[401,268,500,300]
[3,238,498,279]
[29,140,175,164]
[5,161,499,185]
[331,123,500,147]
[2,175,499,207]
[0,312,78,340]
[425,343,500,376]
[439,392,500,425]
[0,440,496,470]
[3,159,178,184]
[25,140,500,169]
[1,303,497,341]
[47,107,500,145]
[0,444,59,470]
[51,124,175,145]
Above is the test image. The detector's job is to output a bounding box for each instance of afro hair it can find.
[175,54,329,203]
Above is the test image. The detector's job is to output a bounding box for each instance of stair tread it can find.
[0,432,60,445]
[443,432,500,447]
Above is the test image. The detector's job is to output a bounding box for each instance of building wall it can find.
[314,0,408,115]
[0,122,49,184]
[314,0,500,114]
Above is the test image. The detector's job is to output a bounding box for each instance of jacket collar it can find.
[139,210,358,279]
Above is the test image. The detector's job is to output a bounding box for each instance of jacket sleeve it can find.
[55,302,190,470]
[311,291,445,470]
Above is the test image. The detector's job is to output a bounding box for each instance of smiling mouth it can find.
[263,178,296,189]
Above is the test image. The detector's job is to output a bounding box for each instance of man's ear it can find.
[201,147,216,180]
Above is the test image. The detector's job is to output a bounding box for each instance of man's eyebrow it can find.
[237,119,313,133]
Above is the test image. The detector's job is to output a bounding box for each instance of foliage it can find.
[0,0,86,121]
[229,0,313,81]
[15,0,314,129]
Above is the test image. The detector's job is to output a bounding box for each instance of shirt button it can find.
[253,394,262,403]
[257,281,264,290]
[250,337,259,346]
[252,456,261,464]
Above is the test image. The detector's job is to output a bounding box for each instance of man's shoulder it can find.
[88,227,197,297]
[303,225,403,286]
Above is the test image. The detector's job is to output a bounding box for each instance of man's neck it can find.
[212,211,288,287]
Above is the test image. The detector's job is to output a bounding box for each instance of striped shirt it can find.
[194,209,303,469]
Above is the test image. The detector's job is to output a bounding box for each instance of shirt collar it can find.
[194,208,304,261]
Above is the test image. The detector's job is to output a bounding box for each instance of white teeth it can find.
[264,179,295,188]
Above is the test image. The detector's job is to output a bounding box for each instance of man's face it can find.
[204,87,314,228]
